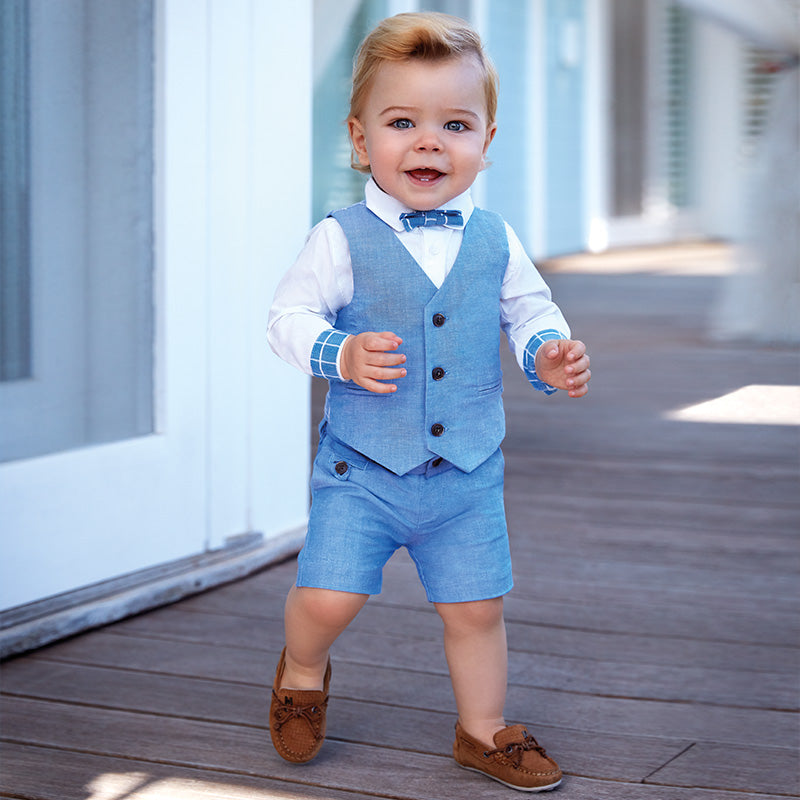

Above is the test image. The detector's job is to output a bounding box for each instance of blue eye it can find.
[445,121,467,132]
[392,119,413,129]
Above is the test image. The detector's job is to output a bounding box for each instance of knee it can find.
[437,596,505,635]
[288,586,367,630]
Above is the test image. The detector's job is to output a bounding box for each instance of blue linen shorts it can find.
[296,428,513,603]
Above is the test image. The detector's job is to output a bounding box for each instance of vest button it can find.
[430,423,445,437]
[432,313,446,327]
[335,461,348,475]
[431,367,445,381]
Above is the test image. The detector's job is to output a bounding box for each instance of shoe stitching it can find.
[456,729,559,780]
[271,691,328,757]
[271,692,328,729]
[484,729,546,756]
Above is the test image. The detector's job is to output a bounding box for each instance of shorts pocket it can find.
[318,433,369,482]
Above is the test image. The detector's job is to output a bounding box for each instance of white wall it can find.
[246,1,314,543]
[199,0,314,549]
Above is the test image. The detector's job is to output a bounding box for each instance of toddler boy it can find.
[267,11,590,792]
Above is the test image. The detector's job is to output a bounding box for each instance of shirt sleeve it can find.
[309,329,350,380]
[500,223,570,393]
[521,330,567,394]
[267,218,354,379]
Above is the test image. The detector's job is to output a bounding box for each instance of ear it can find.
[348,117,370,168]
[480,122,498,170]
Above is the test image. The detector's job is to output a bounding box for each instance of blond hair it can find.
[348,12,498,173]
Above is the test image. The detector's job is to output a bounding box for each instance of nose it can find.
[414,126,442,152]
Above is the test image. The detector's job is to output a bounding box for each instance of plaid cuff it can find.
[523,329,566,394]
[310,329,349,380]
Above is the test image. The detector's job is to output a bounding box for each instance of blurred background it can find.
[1,0,798,650]
[312,0,798,339]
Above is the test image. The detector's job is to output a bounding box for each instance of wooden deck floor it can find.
[2,243,799,800]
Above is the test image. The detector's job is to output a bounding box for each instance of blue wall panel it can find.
[545,0,585,255]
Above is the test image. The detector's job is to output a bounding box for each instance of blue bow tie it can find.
[399,209,464,232]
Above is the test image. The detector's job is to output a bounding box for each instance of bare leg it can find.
[436,596,508,748]
[281,585,369,690]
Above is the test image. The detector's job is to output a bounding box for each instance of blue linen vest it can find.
[326,202,509,476]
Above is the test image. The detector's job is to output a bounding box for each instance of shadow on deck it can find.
[2,243,799,800]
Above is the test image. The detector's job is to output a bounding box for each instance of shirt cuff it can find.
[310,328,350,380]
[522,329,566,394]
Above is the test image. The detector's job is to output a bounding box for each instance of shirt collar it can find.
[364,177,474,232]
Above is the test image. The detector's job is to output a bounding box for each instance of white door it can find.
[0,0,208,609]
[0,0,314,612]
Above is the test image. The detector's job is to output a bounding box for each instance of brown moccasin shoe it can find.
[269,648,331,763]
[453,722,562,792]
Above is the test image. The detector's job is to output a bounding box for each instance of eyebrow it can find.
[378,105,482,122]
[378,106,417,118]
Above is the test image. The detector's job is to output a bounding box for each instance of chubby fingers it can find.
[341,331,407,394]
[360,331,403,353]
[564,340,591,397]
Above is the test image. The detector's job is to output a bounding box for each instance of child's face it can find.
[349,55,497,211]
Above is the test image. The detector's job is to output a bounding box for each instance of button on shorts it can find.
[296,428,513,603]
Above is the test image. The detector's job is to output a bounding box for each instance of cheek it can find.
[366,137,397,170]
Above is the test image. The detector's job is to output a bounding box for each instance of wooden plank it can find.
[376,560,799,645]
[644,741,800,797]
[505,393,800,449]
[110,606,288,649]
[0,698,793,800]
[502,591,797,646]
[1,660,263,727]
[505,680,797,749]
[505,652,796,710]
[504,570,799,617]
[28,631,272,685]
[503,484,800,539]
[507,620,800,675]
[502,449,800,506]
[383,546,800,607]
[504,571,799,619]
[503,521,800,576]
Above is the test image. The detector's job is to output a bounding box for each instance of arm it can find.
[267,218,351,377]
[501,224,591,397]
[268,218,406,392]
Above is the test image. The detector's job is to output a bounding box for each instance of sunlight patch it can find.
[86,772,311,799]
[666,385,800,426]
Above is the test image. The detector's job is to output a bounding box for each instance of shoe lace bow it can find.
[485,730,548,766]
[271,691,328,734]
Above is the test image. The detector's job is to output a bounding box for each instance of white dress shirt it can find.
[268,179,569,382]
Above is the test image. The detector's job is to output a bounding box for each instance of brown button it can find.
[430,423,445,437]
[432,313,446,327]
[431,457,443,467]
[432,367,445,381]
[335,461,348,475]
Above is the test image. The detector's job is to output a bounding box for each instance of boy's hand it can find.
[535,339,591,398]
[340,331,407,394]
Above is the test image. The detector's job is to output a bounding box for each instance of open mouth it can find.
[407,168,444,182]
